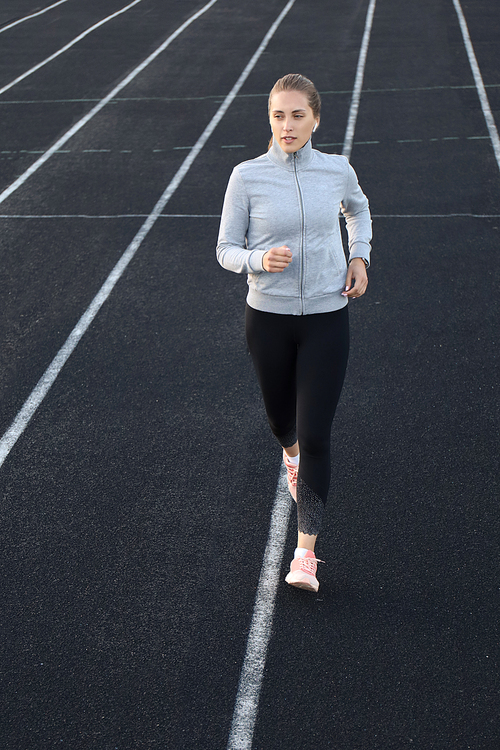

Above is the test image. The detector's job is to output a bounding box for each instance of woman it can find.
[216,74,372,592]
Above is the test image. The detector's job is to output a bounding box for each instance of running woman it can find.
[216,74,372,592]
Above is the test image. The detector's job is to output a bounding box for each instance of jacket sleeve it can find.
[216,167,267,274]
[340,162,372,267]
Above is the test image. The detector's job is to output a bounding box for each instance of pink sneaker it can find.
[283,450,298,501]
[285,550,321,592]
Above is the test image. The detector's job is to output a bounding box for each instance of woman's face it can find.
[269,90,319,154]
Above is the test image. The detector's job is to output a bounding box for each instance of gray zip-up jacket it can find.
[216,137,372,315]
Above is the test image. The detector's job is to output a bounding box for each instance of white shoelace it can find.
[286,463,298,487]
[297,556,324,575]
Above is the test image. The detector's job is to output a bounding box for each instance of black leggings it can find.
[245,304,349,536]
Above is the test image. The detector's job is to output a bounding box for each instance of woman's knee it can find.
[269,420,297,448]
[298,431,330,459]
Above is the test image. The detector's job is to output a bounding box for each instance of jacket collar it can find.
[266,136,314,171]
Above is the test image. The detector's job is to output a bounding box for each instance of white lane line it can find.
[0,214,222,218]
[452,0,500,172]
[0,0,218,207]
[2,213,499,220]
[0,0,144,97]
[229,1,397,746]
[370,213,500,218]
[227,466,293,750]
[0,0,69,34]
[229,1,378,745]
[0,0,297,462]
[1,82,500,106]
[342,0,377,159]
[0,133,490,158]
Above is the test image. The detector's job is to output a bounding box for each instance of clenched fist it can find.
[262,245,293,273]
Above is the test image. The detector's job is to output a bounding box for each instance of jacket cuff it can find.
[349,244,371,268]
[248,249,267,273]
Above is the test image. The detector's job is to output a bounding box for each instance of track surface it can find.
[1,1,499,748]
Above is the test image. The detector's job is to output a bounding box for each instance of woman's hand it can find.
[342,258,368,298]
[263,245,292,273]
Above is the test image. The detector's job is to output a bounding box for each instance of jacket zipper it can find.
[293,152,306,314]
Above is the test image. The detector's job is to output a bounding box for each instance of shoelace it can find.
[286,463,298,487]
[298,556,324,575]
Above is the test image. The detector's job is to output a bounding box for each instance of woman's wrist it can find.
[349,257,369,268]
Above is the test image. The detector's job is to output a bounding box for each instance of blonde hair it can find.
[268,73,321,149]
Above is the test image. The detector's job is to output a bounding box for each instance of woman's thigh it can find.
[295,306,350,451]
[245,305,297,439]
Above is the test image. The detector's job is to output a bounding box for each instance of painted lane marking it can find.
[1,213,499,220]
[370,213,500,218]
[1,133,489,159]
[342,0,377,159]
[452,0,500,172]
[0,0,69,34]
[0,214,222,219]
[0,1,144,97]
[228,2,378,747]
[1,82,500,106]
[0,0,219,207]
[226,466,293,750]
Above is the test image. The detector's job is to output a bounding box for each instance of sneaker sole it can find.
[285,572,319,593]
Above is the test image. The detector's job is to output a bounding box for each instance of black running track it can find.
[1,1,499,748]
